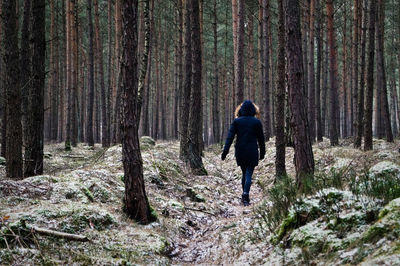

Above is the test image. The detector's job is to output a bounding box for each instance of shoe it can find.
[242,194,250,206]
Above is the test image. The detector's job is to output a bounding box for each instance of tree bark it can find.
[315,0,323,141]
[326,0,339,146]
[363,0,376,151]
[94,0,109,147]
[86,0,95,146]
[376,0,393,142]
[275,0,286,179]
[24,0,46,177]
[212,0,220,144]
[179,0,192,160]
[188,0,206,175]
[262,0,270,141]
[121,0,152,224]
[235,0,245,105]
[308,0,316,142]
[3,0,23,178]
[285,0,315,188]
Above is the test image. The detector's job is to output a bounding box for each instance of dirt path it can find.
[170,153,270,265]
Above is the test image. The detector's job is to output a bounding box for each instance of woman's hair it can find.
[234,102,261,118]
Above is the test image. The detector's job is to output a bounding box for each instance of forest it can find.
[0,0,400,264]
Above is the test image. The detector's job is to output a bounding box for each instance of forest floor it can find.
[1,137,400,265]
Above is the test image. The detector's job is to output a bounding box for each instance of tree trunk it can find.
[3,0,23,178]
[94,0,109,147]
[376,0,393,142]
[315,0,323,141]
[24,0,46,177]
[308,0,316,142]
[107,0,113,144]
[50,0,59,141]
[354,0,363,147]
[20,0,31,149]
[285,0,315,188]
[326,0,339,146]
[232,0,238,105]
[65,0,72,150]
[235,0,245,105]
[121,0,153,224]
[275,0,286,179]
[112,0,122,144]
[342,2,348,137]
[179,0,192,160]
[137,0,151,128]
[363,0,376,151]
[188,0,206,175]
[212,0,220,143]
[262,0,270,141]
[86,0,95,146]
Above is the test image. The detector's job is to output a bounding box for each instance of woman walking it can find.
[221,100,265,206]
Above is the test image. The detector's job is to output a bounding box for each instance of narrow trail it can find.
[170,152,272,265]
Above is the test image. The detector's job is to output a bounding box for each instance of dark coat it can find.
[223,100,266,166]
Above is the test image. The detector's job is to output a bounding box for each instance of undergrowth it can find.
[253,164,400,240]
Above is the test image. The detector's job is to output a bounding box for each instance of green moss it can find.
[275,211,297,243]
[363,224,388,243]
[149,204,158,221]
[82,187,94,202]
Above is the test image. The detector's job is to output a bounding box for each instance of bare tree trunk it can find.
[308,0,316,142]
[235,0,245,104]
[212,0,220,143]
[315,0,323,141]
[20,0,31,149]
[121,0,153,224]
[94,0,109,147]
[363,0,376,151]
[285,0,315,188]
[354,0,363,147]
[179,0,192,160]
[376,0,393,142]
[326,0,339,146]
[3,0,23,178]
[188,0,206,175]
[342,2,348,137]
[24,0,46,177]
[86,0,95,146]
[262,0,270,141]
[65,0,72,150]
[275,0,286,179]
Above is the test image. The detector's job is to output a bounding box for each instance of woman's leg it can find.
[240,165,246,192]
[243,166,255,195]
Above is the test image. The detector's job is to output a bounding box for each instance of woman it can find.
[221,100,265,206]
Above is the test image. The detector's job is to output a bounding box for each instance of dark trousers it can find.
[240,165,255,195]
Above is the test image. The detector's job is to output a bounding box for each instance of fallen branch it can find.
[60,155,87,159]
[184,207,214,216]
[30,226,88,242]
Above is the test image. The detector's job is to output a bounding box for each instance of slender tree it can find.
[326,0,339,146]
[275,0,286,178]
[235,0,245,104]
[376,0,393,142]
[285,0,315,188]
[308,0,316,141]
[3,0,23,178]
[94,0,109,147]
[187,0,207,175]
[86,0,95,146]
[363,0,376,151]
[24,0,46,177]
[179,0,192,159]
[315,0,323,141]
[121,0,153,224]
[262,0,270,141]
